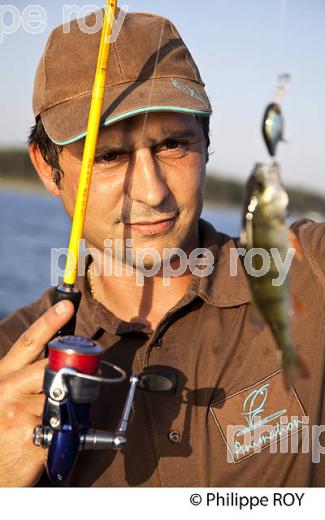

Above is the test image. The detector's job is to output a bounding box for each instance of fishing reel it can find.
[33,334,175,485]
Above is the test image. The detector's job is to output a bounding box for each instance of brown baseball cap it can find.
[32,8,212,145]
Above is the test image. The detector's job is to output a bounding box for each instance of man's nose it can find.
[127,148,169,207]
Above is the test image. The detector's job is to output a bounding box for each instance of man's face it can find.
[58,112,207,267]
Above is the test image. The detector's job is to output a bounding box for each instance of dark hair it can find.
[28,114,211,186]
[28,115,64,185]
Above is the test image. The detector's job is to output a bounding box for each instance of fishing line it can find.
[276,0,288,73]
[139,15,167,143]
[121,7,167,229]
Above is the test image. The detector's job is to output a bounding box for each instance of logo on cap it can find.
[171,79,210,109]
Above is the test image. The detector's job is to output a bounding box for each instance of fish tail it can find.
[282,351,310,390]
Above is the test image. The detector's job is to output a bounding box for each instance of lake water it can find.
[0,189,242,319]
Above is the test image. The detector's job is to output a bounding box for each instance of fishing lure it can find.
[262,73,290,157]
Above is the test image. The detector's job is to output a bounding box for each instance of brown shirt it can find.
[0,218,324,487]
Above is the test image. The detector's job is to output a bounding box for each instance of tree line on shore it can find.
[0,148,324,215]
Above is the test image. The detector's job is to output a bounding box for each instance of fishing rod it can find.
[33,1,176,485]
[50,0,119,336]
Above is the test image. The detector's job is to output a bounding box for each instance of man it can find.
[0,8,324,487]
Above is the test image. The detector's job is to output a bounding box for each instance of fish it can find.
[240,161,309,388]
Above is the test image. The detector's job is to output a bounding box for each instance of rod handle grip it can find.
[44,287,82,358]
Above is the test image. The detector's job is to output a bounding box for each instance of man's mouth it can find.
[124,215,178,236]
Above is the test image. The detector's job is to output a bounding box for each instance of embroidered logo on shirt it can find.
[209,371,306,463]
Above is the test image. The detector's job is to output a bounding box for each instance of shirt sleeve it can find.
[291,218,325,285]
[291,219,325,485]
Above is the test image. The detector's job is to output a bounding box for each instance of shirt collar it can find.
[74,218,252,337]
[75,257,155,338]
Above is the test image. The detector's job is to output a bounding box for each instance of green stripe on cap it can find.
[50,106,212,145]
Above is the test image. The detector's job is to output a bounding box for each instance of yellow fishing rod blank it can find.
[64,0,118,286]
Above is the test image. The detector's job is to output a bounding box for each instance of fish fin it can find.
[291,292,309,318]
[282,353,310,390]
[288,229,303,259]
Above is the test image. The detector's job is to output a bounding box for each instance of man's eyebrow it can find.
[95,143,130,154]
[146,129,201,146]
[159,128,199,140]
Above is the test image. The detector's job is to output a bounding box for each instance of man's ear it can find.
[29,144,60,196]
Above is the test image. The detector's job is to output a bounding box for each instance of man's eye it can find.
[95,150,128,164]
[155,140,188,156]
[163,140,180,150]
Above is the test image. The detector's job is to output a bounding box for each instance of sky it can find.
[0,0,324,192]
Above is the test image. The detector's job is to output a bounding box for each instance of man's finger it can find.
[1,358,48,396]
[0,300,75,374]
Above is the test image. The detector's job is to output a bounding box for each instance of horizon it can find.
[1,0,324,193]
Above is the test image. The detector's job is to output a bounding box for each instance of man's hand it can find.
[0,301,75,487]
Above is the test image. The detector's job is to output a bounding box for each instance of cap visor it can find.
[41,77,212,145]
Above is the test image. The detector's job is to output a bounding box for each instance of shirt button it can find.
[168,430,182,444]
[153,337,162,348]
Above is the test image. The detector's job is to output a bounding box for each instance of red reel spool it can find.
[48,336,102,375]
